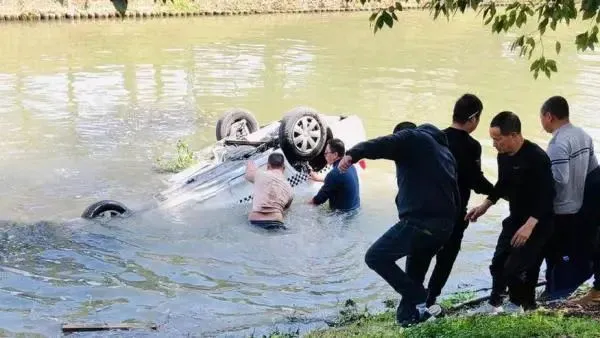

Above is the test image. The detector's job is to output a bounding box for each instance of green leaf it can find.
[395,1,403,11]
[375,15,384,33]
[539,17,549,35]
[597,12,600,23]
[550,19,557,30]
[508,10,517,27]
[526,37,536,48]
[369,11,378,22]
[516,11,527,27]
[582,9,596,20]
[382,10,394,28]
[534,68,540,79]
[576,32,589,51]
[556,41,561,54]
[392,11,399,21]
[511,35,525,51]
[506,1,520,11]
[530,58,541,71]
[545,67,552,78]
[547,59,558,72]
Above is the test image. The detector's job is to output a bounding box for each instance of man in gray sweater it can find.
[539,96,599,299]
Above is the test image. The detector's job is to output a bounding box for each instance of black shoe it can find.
[396,303,419,327]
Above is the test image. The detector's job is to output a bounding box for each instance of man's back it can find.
[394,125,459,220]
[548,123,599,214]
[251,169,293,217]
[347,123,459,220]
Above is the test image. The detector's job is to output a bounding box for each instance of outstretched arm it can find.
[346,131,411,163]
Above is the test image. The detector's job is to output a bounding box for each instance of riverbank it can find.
[0,0,402,21]
[0,0,513,22]
[303,301,600,338]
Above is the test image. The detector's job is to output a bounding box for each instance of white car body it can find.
[153,114,368,210]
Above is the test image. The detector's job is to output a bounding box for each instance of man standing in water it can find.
[418,94,494,308]
[245,152,294,230]
[338,122,460,327]
[308,138,360,212]
[466,111,555,313]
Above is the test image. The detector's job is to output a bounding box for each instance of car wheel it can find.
[215,108,259,141]
[81,200,130,219]
[278,107,328,163]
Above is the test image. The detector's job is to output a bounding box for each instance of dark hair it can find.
[268,153,285,169]
[453,93,483,123]
[327,138,345,157]
[393,121,417,134]
[490,111,521,135]
[541,95,569,120]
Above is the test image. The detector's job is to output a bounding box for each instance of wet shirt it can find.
[251,170,293,214]
[312,159,360,211]
[487,140,555,228]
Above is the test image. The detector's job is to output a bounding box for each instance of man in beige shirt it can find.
[244,152,294,230]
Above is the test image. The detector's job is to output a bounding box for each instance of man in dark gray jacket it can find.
[339,122,460,327]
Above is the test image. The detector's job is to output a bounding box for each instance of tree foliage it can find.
[356,0,600,79]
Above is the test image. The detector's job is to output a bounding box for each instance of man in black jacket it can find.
[466,111,555,312]
[418,94,494,307]
[339,123,460,326]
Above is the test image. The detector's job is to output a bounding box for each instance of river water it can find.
[0,11,599,337]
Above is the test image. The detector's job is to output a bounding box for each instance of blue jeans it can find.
[364,217,452,313]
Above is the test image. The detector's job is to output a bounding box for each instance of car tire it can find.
[278,107,328,163]
[215,108,259,141]
[81,200,130,219]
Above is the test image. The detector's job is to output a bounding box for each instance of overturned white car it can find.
[81,107,368,219]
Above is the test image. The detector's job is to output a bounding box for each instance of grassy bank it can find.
[304,309,600,338]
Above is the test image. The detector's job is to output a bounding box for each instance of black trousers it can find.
[417,213,470,305]
[544,214,593,298]
[365,217,452,314]
[489,217,552,309]
[580,167,600,290]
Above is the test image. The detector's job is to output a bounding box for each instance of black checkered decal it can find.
[238,195,253,204]
[319,165,332,174]
[287,172,308,188]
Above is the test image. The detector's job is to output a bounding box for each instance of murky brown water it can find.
[0,12,599,337]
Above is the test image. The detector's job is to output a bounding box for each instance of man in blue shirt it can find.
[308,138,360,211]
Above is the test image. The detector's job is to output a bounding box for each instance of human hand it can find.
[465,200,492,222]
[338,155,353,173]
[511,218,537,247]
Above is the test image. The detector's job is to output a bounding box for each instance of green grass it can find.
[439,291,476,310]
[155,140,197,173]
[305,310,600,338]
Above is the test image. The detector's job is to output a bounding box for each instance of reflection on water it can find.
[0,12,599,337]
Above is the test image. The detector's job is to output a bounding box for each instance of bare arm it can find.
[245,160,257,183]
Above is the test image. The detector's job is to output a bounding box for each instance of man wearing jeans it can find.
[339,122,459,327]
